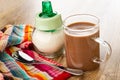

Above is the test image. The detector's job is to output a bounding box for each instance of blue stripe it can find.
[0,52,14,61]
[8,26,23,45]
[13,25,24,37]
[0,52,35,80]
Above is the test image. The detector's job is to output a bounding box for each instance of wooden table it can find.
[0,0,120,80]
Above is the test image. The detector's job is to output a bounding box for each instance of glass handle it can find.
[92,38,112,63]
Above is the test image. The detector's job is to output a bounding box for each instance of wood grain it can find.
[0,0,120,80]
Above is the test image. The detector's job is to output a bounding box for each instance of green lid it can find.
[39,0,56,18]
[35,14,62,31]
[35,0,62,31]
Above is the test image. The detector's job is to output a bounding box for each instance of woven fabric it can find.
[0,52,36,80]
[0,25,13,51]
[6,46,71,80]
[0,24,72,80]
[7,24,33,46]
[22,50,64,77]
[0,61,23,80]
[0,24,33,52]
[0,61,11,76]
[17,61,53,80]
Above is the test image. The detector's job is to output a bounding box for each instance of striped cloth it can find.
[16,61,53,80]
[0,52,36,80]
[0,24,72,80]
[0,25,13,51]
[0,24,33,52]
[0,61,23,80]
[6,46,71,80]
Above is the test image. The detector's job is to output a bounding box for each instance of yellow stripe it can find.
[9,46,21,53]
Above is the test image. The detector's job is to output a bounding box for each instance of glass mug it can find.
[63,14,112,71]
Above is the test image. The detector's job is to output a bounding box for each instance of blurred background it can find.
[0,0,117,29]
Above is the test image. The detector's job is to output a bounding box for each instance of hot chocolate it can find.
[64,22,100,71]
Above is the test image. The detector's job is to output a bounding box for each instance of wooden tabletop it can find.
[0,0,120,80]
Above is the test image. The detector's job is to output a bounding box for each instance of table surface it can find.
[0,0,120,80]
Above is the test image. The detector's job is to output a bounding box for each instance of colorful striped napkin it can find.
[0,52,37,80]
[0,24,33,52]
[6,46,71,80]
[0,24,72,80]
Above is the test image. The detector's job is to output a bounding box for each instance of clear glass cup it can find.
[63,14,112,71]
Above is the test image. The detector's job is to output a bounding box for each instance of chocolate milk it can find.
[64,22,100,71]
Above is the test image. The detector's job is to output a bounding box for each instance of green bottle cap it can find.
[39,0,56,18]
[35,0,62,31]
